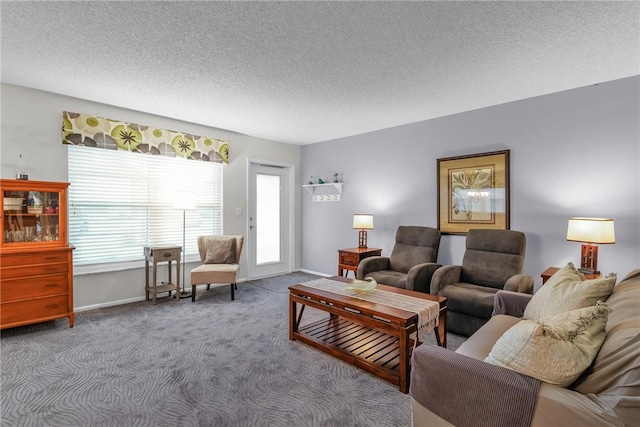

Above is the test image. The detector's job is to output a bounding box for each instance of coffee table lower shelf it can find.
[294,316,410,388]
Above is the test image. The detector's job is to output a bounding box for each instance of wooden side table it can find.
[144,246,182,304]
[338,247,382,278]
[541,266,601,285]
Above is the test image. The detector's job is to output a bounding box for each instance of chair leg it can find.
[234,283,238,290]
[207,284,211,290]
[192,285,196,302]
[230,283,235,300]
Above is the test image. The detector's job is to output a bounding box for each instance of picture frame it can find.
[437,150,510,235]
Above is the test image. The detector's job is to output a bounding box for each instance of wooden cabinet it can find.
[1,180,74,329]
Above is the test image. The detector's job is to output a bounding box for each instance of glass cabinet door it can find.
[1,180,68,247]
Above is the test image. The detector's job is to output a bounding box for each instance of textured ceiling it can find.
[1,1,638,145]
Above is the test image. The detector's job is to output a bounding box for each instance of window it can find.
[68,145,223,273]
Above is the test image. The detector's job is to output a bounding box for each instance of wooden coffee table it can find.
[289,276,447,393]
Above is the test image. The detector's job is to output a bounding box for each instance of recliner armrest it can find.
[406,263,442,293]
[504,273,534,294]
[492,290,532,317]
[356,256,390,280]
[410,344,540,427]
[429,265,462,294]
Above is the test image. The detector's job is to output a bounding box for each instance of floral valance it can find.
[62,111,229,163]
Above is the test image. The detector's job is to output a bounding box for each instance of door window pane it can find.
[256,173,280,264]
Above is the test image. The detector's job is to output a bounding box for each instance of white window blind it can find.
[68,145,223,269]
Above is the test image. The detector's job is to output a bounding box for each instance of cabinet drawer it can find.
[1,274,68,302]
[339,252,359,266]
[1,262,68,280]
[147,248,181,261]
[1,295,69,325]
[1,250,69,267]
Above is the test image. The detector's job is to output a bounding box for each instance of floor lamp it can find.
[173,192,196,299]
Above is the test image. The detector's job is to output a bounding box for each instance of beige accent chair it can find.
[190,235,243,302]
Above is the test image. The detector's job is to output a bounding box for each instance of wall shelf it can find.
[302,183,344,202]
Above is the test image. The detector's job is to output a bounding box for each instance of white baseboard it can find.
[299,268,332,277]
[74,279,253,312]
[74,273,335,313]
[75,296,147,313]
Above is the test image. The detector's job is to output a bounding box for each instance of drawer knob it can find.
[45,304,60,310]
[163,252,172,258]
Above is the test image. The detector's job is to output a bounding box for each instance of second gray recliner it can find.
[430,228,534,337]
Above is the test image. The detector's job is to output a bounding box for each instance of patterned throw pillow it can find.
[523,262,616,320]
[204,237,236,264]
[485,302,612,387]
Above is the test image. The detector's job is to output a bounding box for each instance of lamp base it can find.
[178,290,192,299]
[580,243,599,274]
[358,230,368,248]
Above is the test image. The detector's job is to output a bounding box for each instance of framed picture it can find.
[437,150,510,235]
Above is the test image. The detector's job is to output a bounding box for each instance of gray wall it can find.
[301,76,640,288]
[1,84,302,310]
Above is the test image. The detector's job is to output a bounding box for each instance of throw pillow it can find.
[204,237,235,264]
[485,302,612,387]
[523,262,616,320]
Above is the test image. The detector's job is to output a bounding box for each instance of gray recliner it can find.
[356,226,441,293]
[430,229,534,337]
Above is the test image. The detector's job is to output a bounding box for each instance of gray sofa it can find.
[357,226,441,293]
[429,229,533,336]
[410,268,640,427]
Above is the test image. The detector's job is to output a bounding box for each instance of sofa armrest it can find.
[410,344,540,427]
[504,273,534,294]
[492,290,532,317]
[412,384,625,427]
[406,263,442,293]
[356,256,390,280]
[429,265,461,294]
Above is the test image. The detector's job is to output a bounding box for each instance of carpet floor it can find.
[1,272,466,427]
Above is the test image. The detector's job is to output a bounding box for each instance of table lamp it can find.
[353,214,374,248]
[566,217,615,274]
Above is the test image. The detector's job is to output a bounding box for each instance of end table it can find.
[144,245,182,304]
[338,247,382,278]
[541,266,601,285]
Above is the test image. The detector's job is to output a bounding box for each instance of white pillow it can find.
[485,302,611,387]
[524,262,616,320]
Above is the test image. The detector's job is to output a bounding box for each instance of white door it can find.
[247,161,293,278]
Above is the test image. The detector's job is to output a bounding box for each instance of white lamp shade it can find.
[353,214,374,230]
[566,217,615,244]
